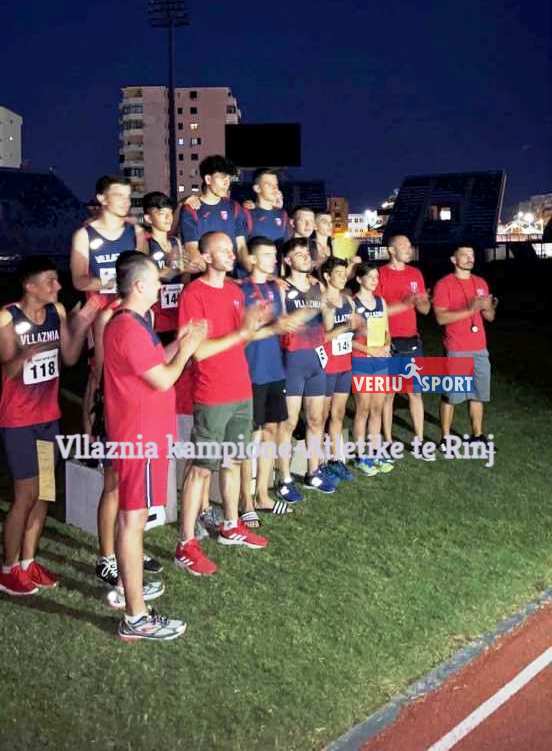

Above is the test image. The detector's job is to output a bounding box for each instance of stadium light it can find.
[148,0,190,204]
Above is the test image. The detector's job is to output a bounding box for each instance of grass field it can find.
[1,311,551,751]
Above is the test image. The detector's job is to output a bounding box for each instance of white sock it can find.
[282,476,292,484]
[20,559,34,571]
[223,519,237,531]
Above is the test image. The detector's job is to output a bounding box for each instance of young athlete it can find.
[242,169,290,247]
[352,263,394,476]
[239,236,303,525]
[70,175,146,435]
[320,257,355,481]
[179,155,249,275]
[277,238,337,499]
[0,257,98,595]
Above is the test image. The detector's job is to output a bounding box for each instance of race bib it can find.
[23,349,59,385]
[366,316,386,347]
[315,345,328,370]
[332,332,353,356]
[99,268,117,294]
[160,284,183,310]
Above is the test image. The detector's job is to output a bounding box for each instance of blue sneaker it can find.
[327,460,355,481]
[276,480,304,503]
[354,457,379,477]
[303,469,336,494]
[319,463,341,486]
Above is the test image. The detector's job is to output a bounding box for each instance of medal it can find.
[471,324,479,333]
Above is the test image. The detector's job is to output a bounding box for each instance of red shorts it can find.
[114,455,169,512]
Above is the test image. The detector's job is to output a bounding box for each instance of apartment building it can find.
[119,86,240,213]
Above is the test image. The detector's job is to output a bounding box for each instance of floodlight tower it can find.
[148,0,190,204]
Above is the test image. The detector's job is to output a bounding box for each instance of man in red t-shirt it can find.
[0,256,98,597]
[433,246,497,444]
[175,231,270,577]
[376,235,430,445]
[103,251,207,641]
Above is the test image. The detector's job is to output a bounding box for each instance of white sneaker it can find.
[106,580,165,610]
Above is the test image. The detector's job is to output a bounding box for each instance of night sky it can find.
[2,0,550,213]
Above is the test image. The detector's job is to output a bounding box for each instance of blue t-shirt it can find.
[243,207,290,244]
[179,198,247,247]
[242,279,285,385]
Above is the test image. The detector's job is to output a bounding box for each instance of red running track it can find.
[361,603,552,751]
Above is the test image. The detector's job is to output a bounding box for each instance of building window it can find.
[191,153,199,161]
[179,170,183,176]
[189,90,198,100]
[177,107,183,115]
[190,106,198,115]
[178,138,184,145]
[191,184,200,192]
[122,104,143,115]
[190,137,202,146]
[178,154,184,161]
[131,197,143,208]
[178,185,185,193]
[190,169,198,177]
[190,123,199,131]
[123,120,143,130]
[226,105,236,114]
[123,167,144,178]
[427,205,454,222]
[177,122,183,130]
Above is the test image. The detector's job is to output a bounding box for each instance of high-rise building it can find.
[327,196,349,233]
[118,86,241,213]
[0,106,22,169]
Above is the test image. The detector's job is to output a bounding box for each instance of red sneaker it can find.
[26,561,58,589]
[0,565,39,596]
[174,539,217,577]
[217,521,268,549]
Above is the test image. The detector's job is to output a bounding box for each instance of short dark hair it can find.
[321,257,347,278]
[356,262,379,279]
[18,256,58,286]
[142,191,174,215]
[291,206,315,219]
[247,236,277,254]
[252,168,279,185]
[95,175,131,195]
[281,237,309,257]
[315,210,332,219]
[116,251,157,296]
[199,155,237,181]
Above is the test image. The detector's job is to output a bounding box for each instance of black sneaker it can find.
[96,555,118,587]
[143,554,163,574]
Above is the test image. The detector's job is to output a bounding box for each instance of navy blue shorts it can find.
[0,420,60,480]
[284,349,326,397]
[352,357,389,376]
[325,370,352,397]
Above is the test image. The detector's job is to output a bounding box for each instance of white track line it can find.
[427,647,552,751]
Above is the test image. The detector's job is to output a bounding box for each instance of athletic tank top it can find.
[324,296,354,373]
[86,223,137,289]
[0,303,61,428]
[241,279,286,384]
[281,282,325,351]
[353,295,387,350]
[148,237,183,333]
